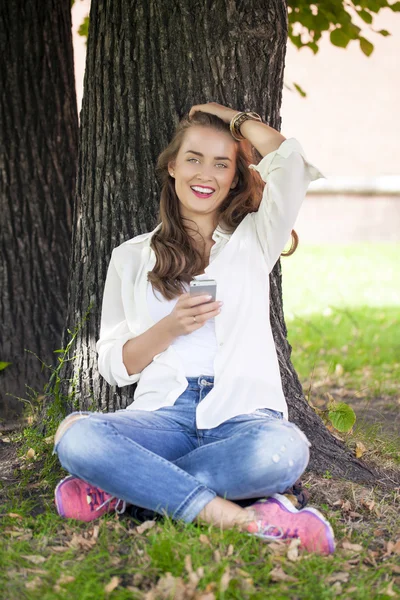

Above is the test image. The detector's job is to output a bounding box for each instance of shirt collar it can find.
[128,220,231,244]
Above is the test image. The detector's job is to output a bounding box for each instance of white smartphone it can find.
[189,278,217,302]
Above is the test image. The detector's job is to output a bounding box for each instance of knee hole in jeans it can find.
[54,413,90,446]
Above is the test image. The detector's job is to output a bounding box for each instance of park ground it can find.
[1,243,399,599]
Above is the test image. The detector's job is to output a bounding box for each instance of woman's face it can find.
[168,126,239,224]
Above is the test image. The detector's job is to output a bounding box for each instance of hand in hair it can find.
[189,101,240,124]
[165,292,223,337]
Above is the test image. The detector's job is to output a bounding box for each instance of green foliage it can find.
[287,0,396,57]
[11,303,94,486]
[77,15,89,43]
[328,400,357,432]
[0,361,12,371]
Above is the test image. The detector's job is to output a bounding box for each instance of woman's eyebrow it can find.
[184,150,232,161]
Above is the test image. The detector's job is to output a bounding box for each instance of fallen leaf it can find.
[26,448,36,459]
[7,513,23,519]
[213,549,221,563]
[349,511,363,519]
[49,546,70,553]
[104,576,120,594]
[25,577,42,590]
[67,533,96,551]
[355,442,367,458]
[226,543,234,556]
[153,573,186,600]
[267,540,289,556]
[136,520,156,535]
[341,541,363,552]
[269,566,297,583]
[219,567,231,593]
[184,554,193,574]
[287,538,301,562]
[361,499,375,512]
[383,580,397,598]
[56,575,75,585]
[44,435,54,444]
[21,555,46,565]
[199,534,211,546]
[393,539,400,555]
[196,594,216,600]
[326,572,350,584]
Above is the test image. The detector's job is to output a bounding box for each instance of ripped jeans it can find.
[53,376,311,523]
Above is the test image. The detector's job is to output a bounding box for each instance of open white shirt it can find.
[95,138,325,428]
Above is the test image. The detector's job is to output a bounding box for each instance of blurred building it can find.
[71,3,400,242]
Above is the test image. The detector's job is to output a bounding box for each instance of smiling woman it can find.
[53,104,333,555]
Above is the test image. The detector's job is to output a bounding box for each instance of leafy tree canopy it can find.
[75,0,399,57]
[289,0,398,56]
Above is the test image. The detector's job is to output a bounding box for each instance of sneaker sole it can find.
[54,475,77,518]
[254,493,336,554]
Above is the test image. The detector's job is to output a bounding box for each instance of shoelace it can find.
[249,522,284,541]
[95,495,127,515]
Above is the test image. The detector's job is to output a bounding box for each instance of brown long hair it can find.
[148,111,298,300]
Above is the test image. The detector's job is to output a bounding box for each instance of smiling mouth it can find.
[190,186,215,198]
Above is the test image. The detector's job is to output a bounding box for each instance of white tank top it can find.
[146,281,218,376]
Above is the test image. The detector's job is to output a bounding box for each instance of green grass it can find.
[281,244,400,398]
[1,243,400,599]
[1,488,399,599]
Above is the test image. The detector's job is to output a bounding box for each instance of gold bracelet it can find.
[230,111,262,141]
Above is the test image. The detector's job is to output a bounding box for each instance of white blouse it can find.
[95,138,326,428]
[147,281,217,376]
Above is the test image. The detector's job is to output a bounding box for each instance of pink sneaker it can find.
[245,493,335,555]
[54,475,126,522]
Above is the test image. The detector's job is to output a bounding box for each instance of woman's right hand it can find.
[165,292,223,337]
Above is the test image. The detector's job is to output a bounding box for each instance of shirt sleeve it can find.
[95,248,141,387]
[248,137,326,273]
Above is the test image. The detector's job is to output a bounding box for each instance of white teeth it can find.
[191,186,214,194]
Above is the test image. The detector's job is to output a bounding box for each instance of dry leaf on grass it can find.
[385,540,400,556]
[219,567,231,593]
[195,594,216,600]
[7,513,23,519]
[341,540,363,552]
[355,442,367,458]
[48,546,70,553]
[21,555,46,565]
[5,527,33,540]
[26,448,36,459]
[104,576,121,594]
[25,577,42,590]
[287,538,301,562]
[269,566,297,583]
[326,572,350,584]
[67,533,97,551]
[383,580,397,598]
[136,520,156,535]
[149,572,187,600]
[213,549,221,563]
[56,575,75,585]
[199,534,211,546]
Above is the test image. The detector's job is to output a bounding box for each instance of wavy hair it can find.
[148,110,298,300]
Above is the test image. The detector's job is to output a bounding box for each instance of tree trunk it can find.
[0,1,79,420]
[61,0,391,486]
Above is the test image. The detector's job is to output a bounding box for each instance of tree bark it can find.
[0,1,79,419]
[61,0,391,486]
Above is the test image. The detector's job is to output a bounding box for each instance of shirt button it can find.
[219,342,224,346]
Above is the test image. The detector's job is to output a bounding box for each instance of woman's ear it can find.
[230,175,239,189]
[168,161,175,178]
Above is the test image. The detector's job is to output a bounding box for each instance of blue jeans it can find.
[54,376,311,523]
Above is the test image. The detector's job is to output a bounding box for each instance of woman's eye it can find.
[187,158,227,168]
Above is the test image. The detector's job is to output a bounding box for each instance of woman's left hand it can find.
[188,102,240,124]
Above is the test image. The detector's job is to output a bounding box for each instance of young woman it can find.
[53,102,335,555]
